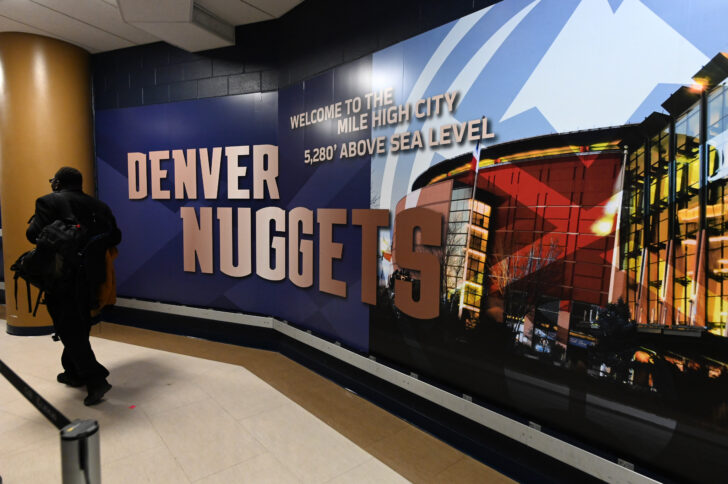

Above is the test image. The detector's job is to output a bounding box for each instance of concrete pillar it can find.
[0,33,94,335]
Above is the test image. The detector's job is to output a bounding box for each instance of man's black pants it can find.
[45,290,109,388]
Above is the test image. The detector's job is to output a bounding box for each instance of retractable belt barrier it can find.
[0,359,70,429]
[0,358,101,484]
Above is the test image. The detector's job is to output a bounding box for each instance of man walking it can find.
[26,167,121,406]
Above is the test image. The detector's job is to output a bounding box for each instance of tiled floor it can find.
[0,307,514,483]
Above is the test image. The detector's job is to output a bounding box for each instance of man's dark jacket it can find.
[26,188,121,246]
[26,188,121,298]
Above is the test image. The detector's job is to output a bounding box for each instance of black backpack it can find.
[10,219,88,316]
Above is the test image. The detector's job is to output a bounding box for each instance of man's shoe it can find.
[84,381,112,406]
[57,372,84,387]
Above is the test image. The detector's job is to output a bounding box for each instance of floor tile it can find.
[240,402,371,483]
[103,445,191,484]
[192,365,291,420]
[0,410,56,457]
[0,439,62,484]
[147,398,266,481]
[194,452,301,484]
[104,354,211,416]
[0,373,63,419]
[91,405,167,465]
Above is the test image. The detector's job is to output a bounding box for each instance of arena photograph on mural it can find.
[366,1,728,480]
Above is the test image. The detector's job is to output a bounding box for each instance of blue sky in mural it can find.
[371,0,728,214]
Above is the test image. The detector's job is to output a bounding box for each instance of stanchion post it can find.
[0,359,101,482]
[60,420,101,484]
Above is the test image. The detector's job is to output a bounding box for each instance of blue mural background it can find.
[96,59,372,351]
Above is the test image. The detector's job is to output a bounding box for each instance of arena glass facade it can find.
[624,53,728,337]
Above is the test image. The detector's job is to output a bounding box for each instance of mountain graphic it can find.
[501,0,708,133]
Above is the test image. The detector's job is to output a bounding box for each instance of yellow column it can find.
[0,33,94,335]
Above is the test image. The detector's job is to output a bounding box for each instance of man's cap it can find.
[53,167,83,189]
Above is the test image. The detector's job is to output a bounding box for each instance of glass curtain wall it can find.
[707,83,728,336]
[623,81,728,335]
[445,186,470,299]
[624,147,645,318]
[648,129,670,323]
[463,200,491,326]
[675,103,701,325]
[445,186,492,327]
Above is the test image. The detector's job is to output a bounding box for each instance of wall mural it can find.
[95,1,728,480]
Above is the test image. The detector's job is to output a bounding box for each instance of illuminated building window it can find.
[623,146,646,317]
[649,129,670,214]
[466,257,485,284]
[672,102,702,326]
[647,129,670,324]
[707,84,728,336]
[471,200,491,227]
[675,196,699,325]
[443,184,492,323]
[708,83,728,181]
[676,104,700,199]
[469,229,488,253]
[472,211,488,228]
[463,285,481,308]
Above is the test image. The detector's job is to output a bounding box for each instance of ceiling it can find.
[0,0,303,53]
